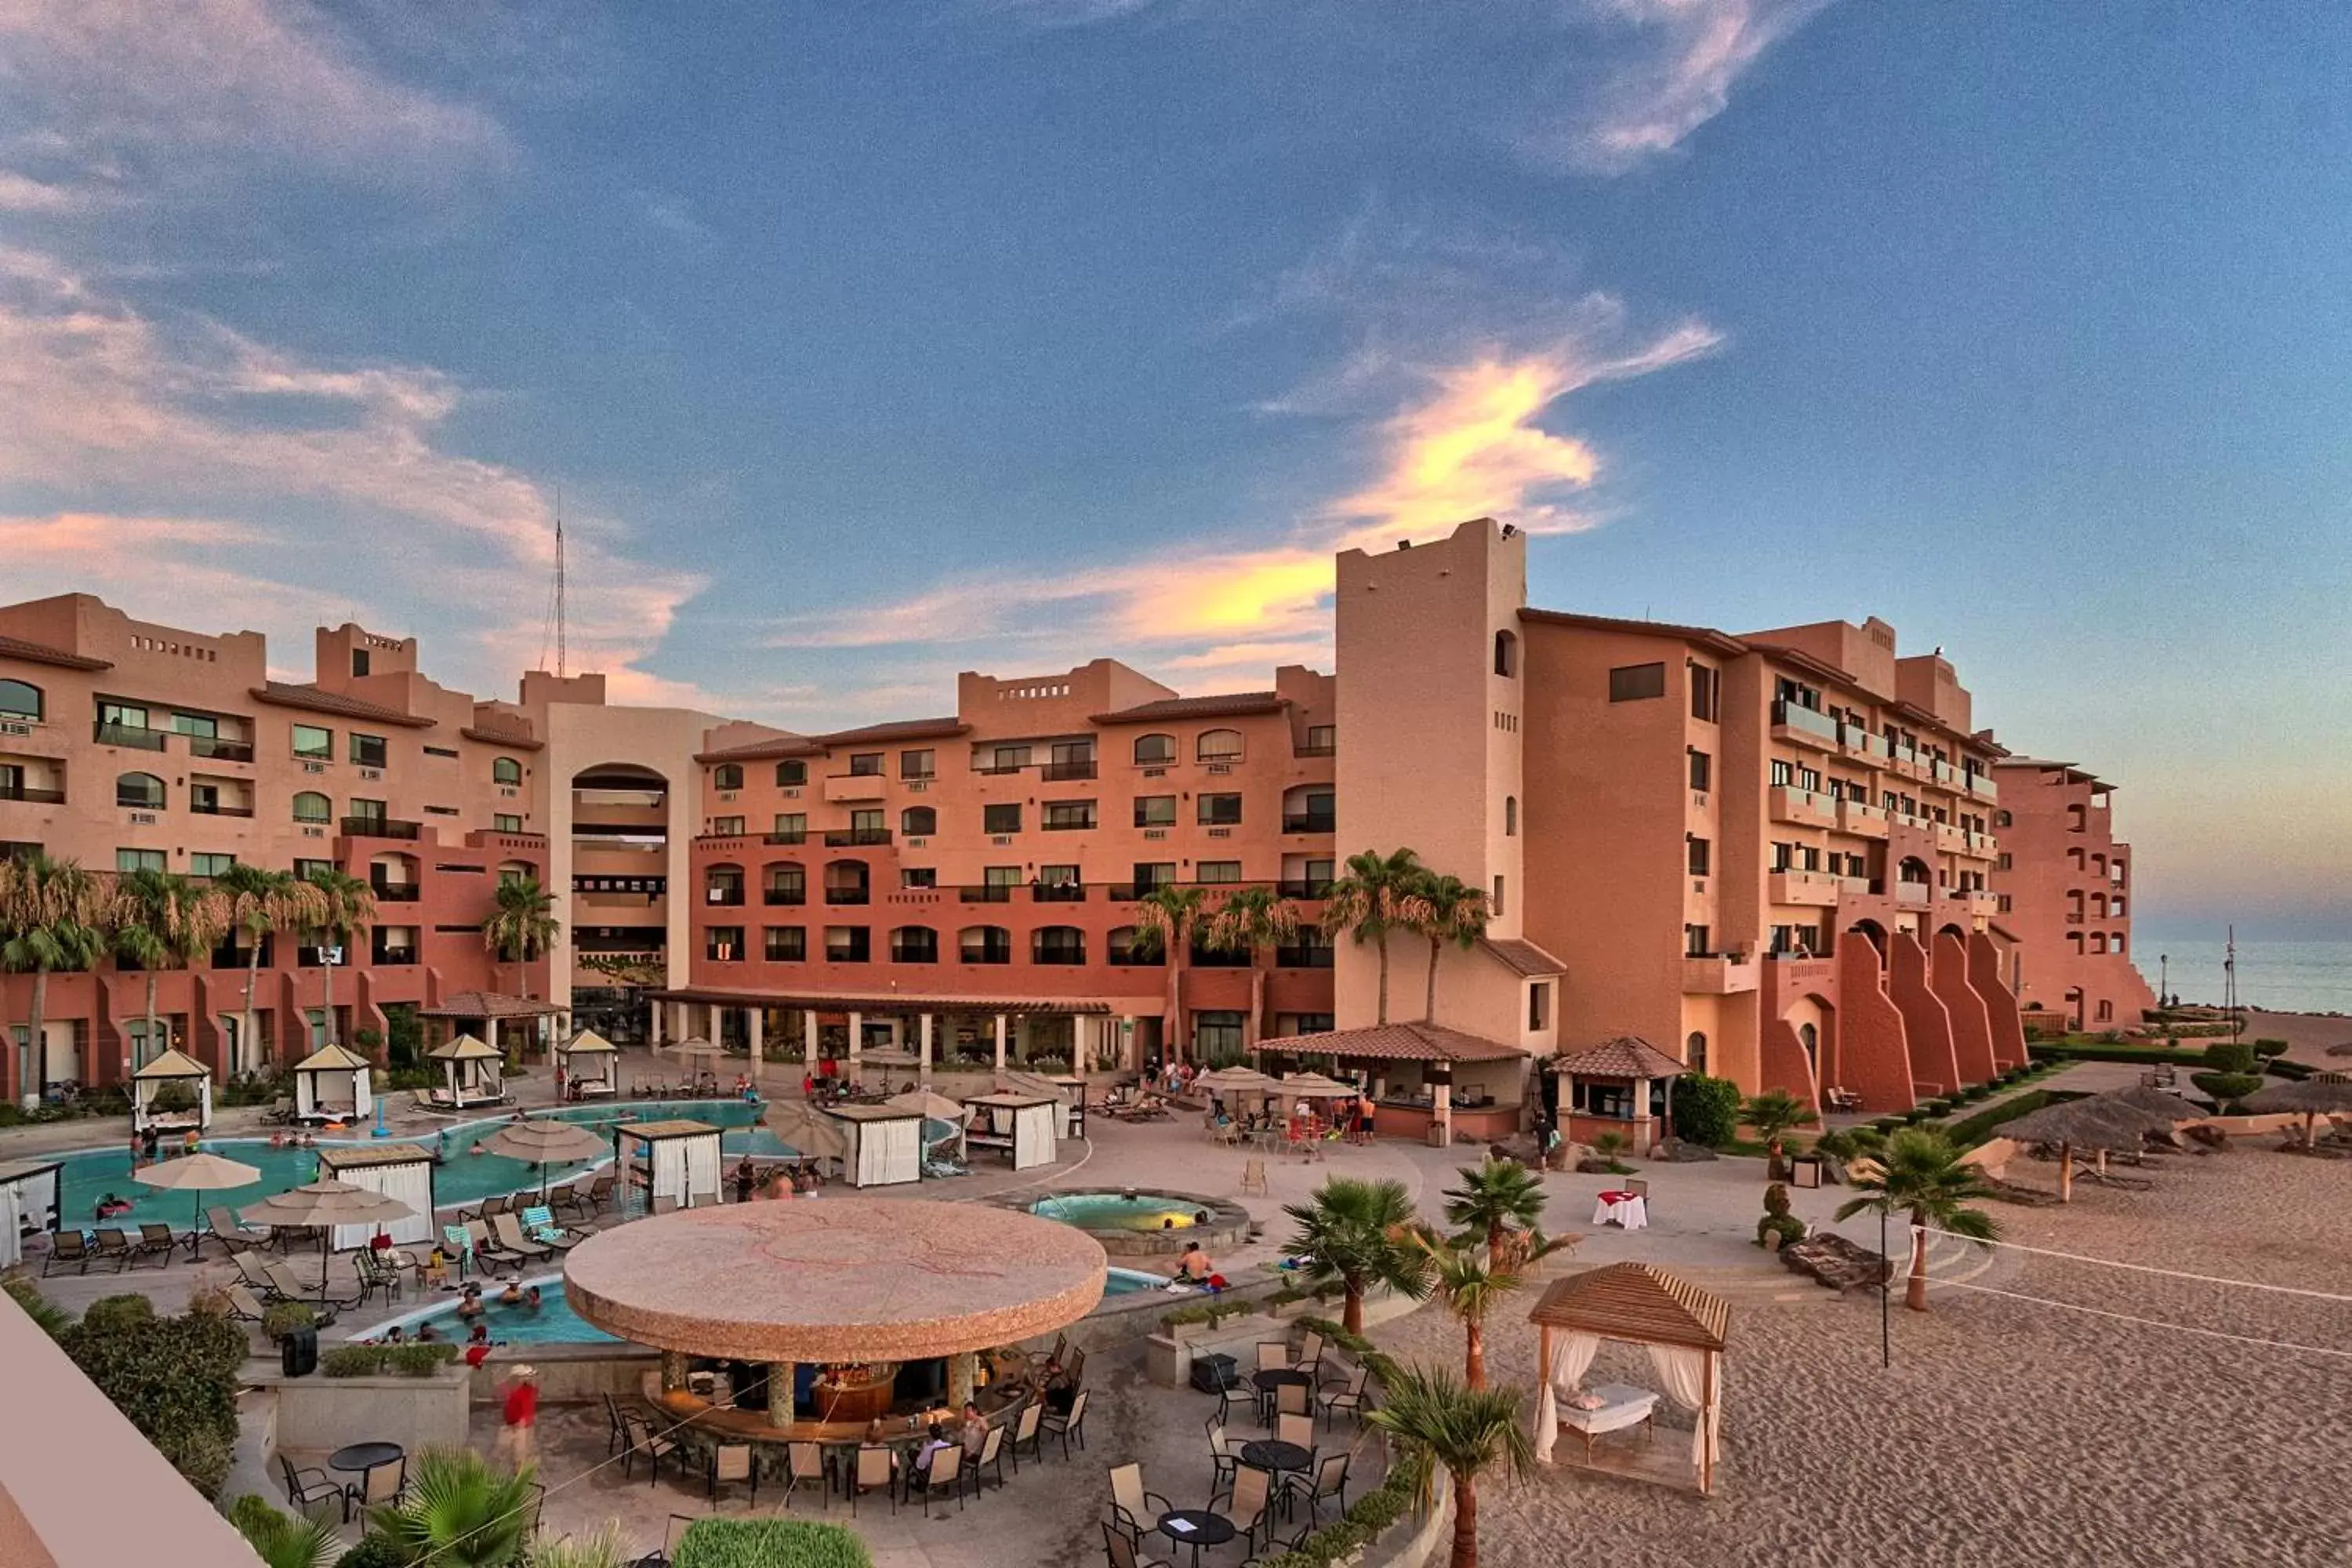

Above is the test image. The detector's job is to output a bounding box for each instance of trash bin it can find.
[281,1324,318,1377]
[1425,1123,1450,1149]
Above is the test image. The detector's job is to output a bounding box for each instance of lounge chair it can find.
[133,1222,179,1268]
[93,1228,136,1272]
[262,1096,295,1125]
[201,1207,262,1254]
[465,1218,524,1272]
[235,1250,281,1294]
[489,1211,553,1260]
[267,1257,356,1308]
[518,1206,585,1250]
[42,1231,91,1276]
[462,1193,514,1224]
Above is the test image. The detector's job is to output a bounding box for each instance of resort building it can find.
[1986,756,2158,1031]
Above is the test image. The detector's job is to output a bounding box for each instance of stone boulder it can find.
[1780,1232,1892,1295]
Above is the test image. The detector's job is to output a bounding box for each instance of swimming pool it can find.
[360,1265,1169,1345]
[1030,1192,1214,1233]
[52,1099,782,1232]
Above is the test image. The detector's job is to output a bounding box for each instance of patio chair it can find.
[354,1249,402,1307]
[1210,1464,1272,1554]
[1102,1522,1174,1568]
[1276,1412,1316,1454]
[706,1443,758,1507]
[1276,1382,1310,1424]
[1109,1462,1175,1542]
[848,1445,897,1516]
[782,1440,827,1511]
[1294,1331,1324,1377]
[42,1231,91,1276]
[93,1227,136,1272]
[521,1205,586,1250]
[1318,1364,1370,1428]
[278,1454,343,1521]
[1206,1424,1236,1504]
[1067,1345,1087,1386]
[601,1393,628,1457]
[465,1219,525,1272]
[1254,1341,1290,1374]
[1007,1400,1044,1472]
[971,1422,1007,1494]
[489,1211,553,1260]
[909,1444,963,1518]
[1040,1389,1089,1460]
[344,1453,405,1523]
[202,1206,267,1255]
[619,1413,679,1484]
[441,1224,478,1279]
[1291,1452,1349,1521]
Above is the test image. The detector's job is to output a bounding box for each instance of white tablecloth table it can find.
[1592,1193,1648,1230]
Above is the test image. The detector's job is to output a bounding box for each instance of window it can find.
[1770,759,1793,788]
[706,866,746,905]
[1134,795,1177,827]
[765,866,808,904]
[1193,1011,1243,1057]
[988,744,1032,772]
[1305,724,1336,753]
[492,757,523,786]
[1504,796,1517,837]
[0,680,41,720]
[493,813,523,833]
[848,752,884,776]
[825,927,870,963]
[1134,733,1176,765]
[771,813,807,842]
[1490,875,1505,917]
[902,806,937,836]
[1686,837,1711,877]
[294,858,332,881]
[1197,861,1241,884]
[960,925,1012,964]
[1108,927,1154,966]
[1609,662,1666,702]
[901,867,938,889]
[347,797,387,826]
[890,926,938,964]
[848,808,885,840]
[705,927,745,961]
[1047,741,1095,779]
[1997,852,2013,871]
[1493,629,1519,677]
[713,764,744,790]
[983,803,1022,834]
[1528,982,1550,1031]
[1042,800,1097,831]
[1771,842,1793,872]
[1196,729,1243,762]
[1038,863,1080,889]
[350,648,371,678]
[776,760,808,787]
[292,724,332,760]
[711,816,745,836]
[1994,809,2013,827]
[1688,750,1711,791]
[100,701,151,733]
[1684,1032,1708,1073]
[902,750,935,780]
[1684,924,1711,957]
[1033,926,1087,965]
[349,733,387,768]
[190,852,235,878]
[117,848,166,873]
[764,926,806,961]
[1689,663,1719,722]
[115,771,165,808]
[1131,862,1175,893]
[1198,793,1243,826]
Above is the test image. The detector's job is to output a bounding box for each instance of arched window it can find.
[292,791,332,824]
[492,757,522,786]
[1897,856,1931,884]
[764,862,807,904]
[824,860,870,903]
[1107,926,1160,966]
[1196,729,1243,762]
[901,806,937,836]
[115,771,165,808]
[1494,630,1518,677]
[1134,733,1176,765]
[1685,1032,1708,1074]
[889,925,938,964]
[0,679,41,720]
[960,925,1012,964]
[1504,796,1518,836]
[1798,1022,1819,1070]
[776,760,808,787]
[1033,926,1087,965]
[705,864,746,906]
[713,764,744,791]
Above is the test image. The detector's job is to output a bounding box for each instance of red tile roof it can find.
[1251,1022,1525,1063]
[0,633,110,672]
[1516,608,1748,659]
[1479,937,1566,977]
[461,723,541,751]
[1551,1036,1688,1079]
[696,717,967,764]
[249,682,435,728]
[416,991,565,1019]
[1090,691,1283,724]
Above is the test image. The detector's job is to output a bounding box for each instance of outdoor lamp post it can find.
[2159,953,2169,1007]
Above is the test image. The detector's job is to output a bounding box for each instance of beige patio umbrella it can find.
[240,1179,416,1294]
[887,1089,970,1123]
[766,1100,850,1163]
[481,1120,611,1196]
[2238,1078,2352,1149]
[133,1150,263,1236]
[1197,1065,1279,1097]
[1999,1098,2159,1203]
[1276,1072,1361,1099]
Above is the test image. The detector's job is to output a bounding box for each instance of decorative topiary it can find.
[1755,1184,1805,1248]
[2190,1071,2263,1109]
[2251,1038,2290,1060]
[2202,1040,2257,1075]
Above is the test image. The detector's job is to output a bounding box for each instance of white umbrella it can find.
[133,1151,262,1235]
[768,1101,850,1163]
[481,1120,611,1196]
[240,1179,416,1294]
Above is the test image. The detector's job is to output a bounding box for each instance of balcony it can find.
[1929,759,1958,787]
[190,800,255,818]
[704,887,746,907]
[95,722,167,751]
[959,885,1014,904]
[822,827,892,848]
[1294,742,1336,758]
[1767,869,1841,908]
[1276,946,1335,969]
[188,735,254,763]
[1189,947,1251,969]
[1888,745,1922,777]
[369,882,421,903]
[1032,949,1088,967]
[369,946,418,967]
[1838,876,1878,898]
[1967,774,1998,802]
[1101,884,1147,902]
[1681,955,1759,995]
[1895,880,1932,907]
[0,781,64,804]
[822,772,888,804]
[1769,785,1837,829]
[764,887,808,906]
[1107,949,1163,967]
[1277,879,1334,899]
[1769,701,1839,752]
[343,816,421,840]
[961,944,1013,965]
[1040,759,1098,782]
[1838,725,1885,762]
[1282,811,1338,834]
[1836,799,1888,839]
[1959,830,1998,859]
[1933,822,1968,853]
[763,830,808,846]
[823,887,871,906]
[1031,883,1087,903]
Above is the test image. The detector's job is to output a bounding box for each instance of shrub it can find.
[321,1342,460,1377]
[1671,1072,1744,1149]
[64,1293,245,1499]
[1870,1116,1907,1135]
[1755,1183,1806,1247]
[2,1270,74,1341]
[335,1535,409,1568]
[2251,1038,2289,1059]
[673,1519,874,1568]
[2202,1040,2257,1074]
[2190,1072,2263,1109]
[263,1301,318,1341]
[1944,1090,2074,1149]
[1161,1295,1258,1334]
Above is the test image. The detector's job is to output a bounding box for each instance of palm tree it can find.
[1203,884,1301,1051]
[231,1504,339,1568]
[216,866,327,1075]
[1409,872,1489,1025]
[484,874,561,999]
[1366,1366,1533,1568]
[1740,1087,1817,1177]
[1320,848,1423,1025]
[1442,1156,1558,1273]
[368,1447,539,1568]
[1836,1127,2000,1312]
[1130,884,1207,1065]
[114,869,227,1070]
[0,854,114,1109]
[1410,1232,1524,1389]
[1281,1175,1430,1335]
[303,867,376,1049]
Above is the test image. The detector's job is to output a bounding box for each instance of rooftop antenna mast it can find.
[538,488,568,678]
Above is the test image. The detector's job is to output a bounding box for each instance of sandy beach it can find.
[1374,1134,2352,1568]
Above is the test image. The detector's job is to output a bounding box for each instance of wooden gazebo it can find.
[1548,1036,1689,1156]
[418,991,564,1059]
[1528,1263,1730,1494]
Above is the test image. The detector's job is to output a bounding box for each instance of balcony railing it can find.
[191,801,255,818]
[823,887,871,906]
[959,885,1014,903]
[1838,725,1885,760]
[1032,949,1088,967]
[343,816,421,840]
[96,722,167,751]
[763,830,808,845]
[1032,883,1087,903]
[1294,742,1336,758]
[704,887,746,906]
[890,945,939,965]
[1282,811,1338,834]
[369,884,421,903]
[1189,948,1251,968]
[1040,760,1098,782]
[764,887,808,906]
[1769,701,1840,746]
[961,946,1013,965]
[764,941,806,962]
[1681,954,1760,996]
[0,782,64,804]
[370,948,418,967]
[1276,946,1335,969]
[1277,879,1334,899]
[1895,880,1932,906]
[188,735,255,763]
[822,827,891,848]
[1106,949,1163,967]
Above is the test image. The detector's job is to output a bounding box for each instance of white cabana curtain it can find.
[1011,1102,1058,1171]
[0,1184,20,1269]
[330,1161,434,1249]
[1646,1345,1720,1471]
[684,1135,721,1207]
[1530,1332,1602,1464]
[651,1139,689,1206]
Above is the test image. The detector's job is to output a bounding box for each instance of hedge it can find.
[61,1293,245,1499]
[2028,1043,2208,1066]
[1944,1090,2083,1149]
[1247,1318,1432,1568]
[673,1519,873,1568]
[321,1342,461,1378]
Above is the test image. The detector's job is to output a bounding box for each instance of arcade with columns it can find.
[644,989,1139,1088]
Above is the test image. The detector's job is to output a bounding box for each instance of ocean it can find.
[2133,939,2352,1017]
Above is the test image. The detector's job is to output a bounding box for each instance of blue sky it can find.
[2,2,2346,934]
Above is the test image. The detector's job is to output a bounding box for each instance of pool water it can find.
[53,1099,780,1232]
[1030,1192,1211,1233]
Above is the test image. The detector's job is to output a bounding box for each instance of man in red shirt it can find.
[497,1364,539,1470]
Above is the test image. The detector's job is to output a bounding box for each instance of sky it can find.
[2,2,2347,937]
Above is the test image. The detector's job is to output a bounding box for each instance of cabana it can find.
[316,1144,437,1249]
[556,1029,620,1099]
[0,1159,62,1269]
[130,1048,213,1135]
[426,1033,507,1109]
[822,1104,924,1187]
[1254,1023,1527,1143]
[1007,1069,1089,1139]
[615,1120,724,1213]
[418,991,564,1061]
[963,1091,1059,1171]
[1529,1263,1730,1495]
[1548,1036,1690,1157]
[292,1042,374,1124]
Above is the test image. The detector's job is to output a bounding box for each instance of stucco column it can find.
[848,1011,863,1078]
[1121,1016,1134,1074]
[993,1014,1008,1082]
[648,998,665,1054]
[948,1351,976,1410]
[918,1013,935,1090]
[746,1006,764,1082]
[1633,1074,1651,1156]
[660,1350,689,1393]
[768,1361,795,1428]
[485,1017,500,1062]
[1434,1080,1453,1145]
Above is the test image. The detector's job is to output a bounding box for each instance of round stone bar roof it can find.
[563,1199,1109,1363]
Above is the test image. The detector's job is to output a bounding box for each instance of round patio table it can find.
[1240,1439,1311,1473]
[1157,1508,1235,1568]
[328,1442,404,1475]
